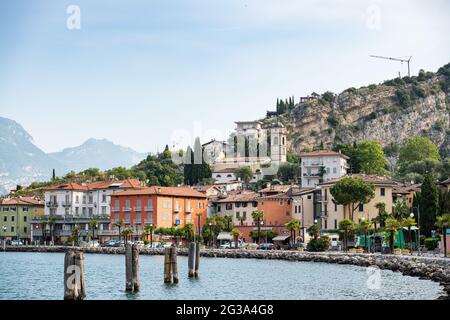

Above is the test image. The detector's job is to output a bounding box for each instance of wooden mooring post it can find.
[188,242,196,277]
[164,246,179,284]
[125,243,140,292]
[194,241,200,277]
[63,249,85,300]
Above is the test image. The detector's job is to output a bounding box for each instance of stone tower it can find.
[270,123,287,164]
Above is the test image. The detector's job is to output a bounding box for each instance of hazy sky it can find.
[1,0,449,153]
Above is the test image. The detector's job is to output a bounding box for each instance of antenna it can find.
[370,55,412,77]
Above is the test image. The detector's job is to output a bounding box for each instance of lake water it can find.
[0,252,443,300]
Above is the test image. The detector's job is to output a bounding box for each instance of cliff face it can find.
[262,63,450,156]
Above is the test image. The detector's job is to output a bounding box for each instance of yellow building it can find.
[317,174,396,230]
[392,183,421,208]
[0,197,44,241]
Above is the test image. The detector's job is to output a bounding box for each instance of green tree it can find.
[435,214,450,257]
[231,228,242,249]
[374,202,389,228]
[419,174,440,236]
[355,141,389,175]
[251,210,264,244]
[277,163,300,183]
[237,166,253,187]
[385,217,402,253]
[339,219,355,251]
[307,224,320,241]
[392,200,408,219]
[330,177,375,220]
[399,136,440,171]
[122,228,133,245]
[402,216,416,253]
[114,220,124,241]
[358,219,371,252]
[286,219,301,246]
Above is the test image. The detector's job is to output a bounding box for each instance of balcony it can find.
[123,207,131,212]
[111,207,120,212]
[174,207,180,213]
[315,195,328,202]
[303,173,321,178]
[134,207,142,212]
[303,162,324,167]
[185,207,193,213]
[46,201,59,208]
[144,206,153,212]
[61,201,72,207]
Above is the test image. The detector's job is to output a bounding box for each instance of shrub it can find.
[344,87,357,94]
[306,237,330,252]
[424,238,439,251]
[326,128,333,134]
[433,120,444,132]
[322,91,335,104]
[368,112,377,120]
[368,84,377,90]
[412,84,426,98]
[396,88,412,108]
[327,115,339,127]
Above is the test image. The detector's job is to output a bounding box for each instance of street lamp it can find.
[92,222,98,246]
[208,223,213,248]
[260,221,266,244]
[2,226,6,249]
[149,223,154,248]
[410,205,421,256]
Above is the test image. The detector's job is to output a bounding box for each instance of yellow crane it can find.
[370,55,412,77]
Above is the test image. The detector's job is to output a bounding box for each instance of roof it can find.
[44,179,143,192]
[112,186,206,198]
[214,191,258,203]
[259,185,293,194]
[213,168,238,174]
[202,139,228,147]
[299,150,350,159]
[192,185,220,193]
[393,183,421,195]
[0,197,44,206]
[439,178,450,185]
[235,120,262,125]
[319,174,397,187]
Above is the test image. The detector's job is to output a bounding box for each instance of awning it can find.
[217,232,233,241]
[272,235,291,241]
[402,226,419,231]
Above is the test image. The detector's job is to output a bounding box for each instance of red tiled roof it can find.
[214,191,259,203]
[319,174,397,186]
[299,150,350,159]
[44,179,143,191]
[112,186,206,198]
[0,197,44,206]
[44,182,89,191]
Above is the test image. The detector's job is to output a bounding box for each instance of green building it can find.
[0,197,44,242]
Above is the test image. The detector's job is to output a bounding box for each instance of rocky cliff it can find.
[262,62,450,156]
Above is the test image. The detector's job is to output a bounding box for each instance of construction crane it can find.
[370,55,412,77]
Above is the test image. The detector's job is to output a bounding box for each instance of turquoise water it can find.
[0,252,443,300]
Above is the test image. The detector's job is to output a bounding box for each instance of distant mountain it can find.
[0,117,64,193]
[0,117,147,194]
[49,138,147,172]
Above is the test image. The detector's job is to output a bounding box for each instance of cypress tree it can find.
[419,174,440,236]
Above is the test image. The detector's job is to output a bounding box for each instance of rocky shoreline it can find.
[4,245,450,300]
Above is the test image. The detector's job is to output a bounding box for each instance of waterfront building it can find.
[109,186,208,241]
[0,197,44,242]
[317,174,396,230]
[31,179,143,243]
[392,182,421,208]
[210,190,259,226]
[299,150,349,188]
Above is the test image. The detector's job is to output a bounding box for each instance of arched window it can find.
[282,137,285,145]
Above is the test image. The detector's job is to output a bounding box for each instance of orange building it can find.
[258,193,293,226]
[110,186,208,238]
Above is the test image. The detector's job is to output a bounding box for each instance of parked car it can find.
[158,242,173,248]
[291,242,305,250]
[134,241,145,247]
[102,240,120,247]
[10,240,23,246]
[144,242,159,249]
[219,242,231,249]
[258,243,275,250]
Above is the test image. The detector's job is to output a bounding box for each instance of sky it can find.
[0,0,449,154]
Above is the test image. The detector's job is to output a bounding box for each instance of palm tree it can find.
[224,215,233,232]
[114,220,124,242]
[71,224,80,246]
[402,216,416,253]
[385,217,401,254]
[48,217,56,245]
[358,219,371,253]
[89,219,98,246]
[339,219,355,251]
[374,202,389,228]
[122,227,133,245]
[392,200,408,219]
[435,213,450,258]
[307,224,320,241]
[286,219,301,246]
[251,210,264,244]
[144,223,155,246]
[182,223,194,243]
[231,228,241,249]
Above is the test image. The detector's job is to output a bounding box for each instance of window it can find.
[242,202,248,208]
[88,195,93,204]
[359,204,364,212]
[115,199,120,209]
[136,212,141,222]
[125,200,131,209]
[217,205,221,212]
[274,137,279,145]
[236,212,240,219]
[76,195,79,204]
[11,226,14,232]
[380,188,385,196]
[236,202,241,208]
[136,200,142,210]
[82,196,86,204]
[75,207,79,215]
[101,207,106,215]
[324,220,328,229]
[334,219,338,229]
[23,207,29,212]
[11,216,15,222]
[115,213,119,221]
[88,208,93,216]
[125,212,130,222]
[65,208,69,215]
[147,212,153,224]
[252,202,257,207]
[82,207,86,216]
[24,227,27,233]
[102,193,107,203]
[307,195,312,200]
[3,216,7,222]
[334,203,338,211]
[225,203,233,210]
[333,167,337,174]
[242,212,247,220]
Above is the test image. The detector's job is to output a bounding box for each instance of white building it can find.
[300,150,349,188]
[202,139,227,164]
[43,179,143,217]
